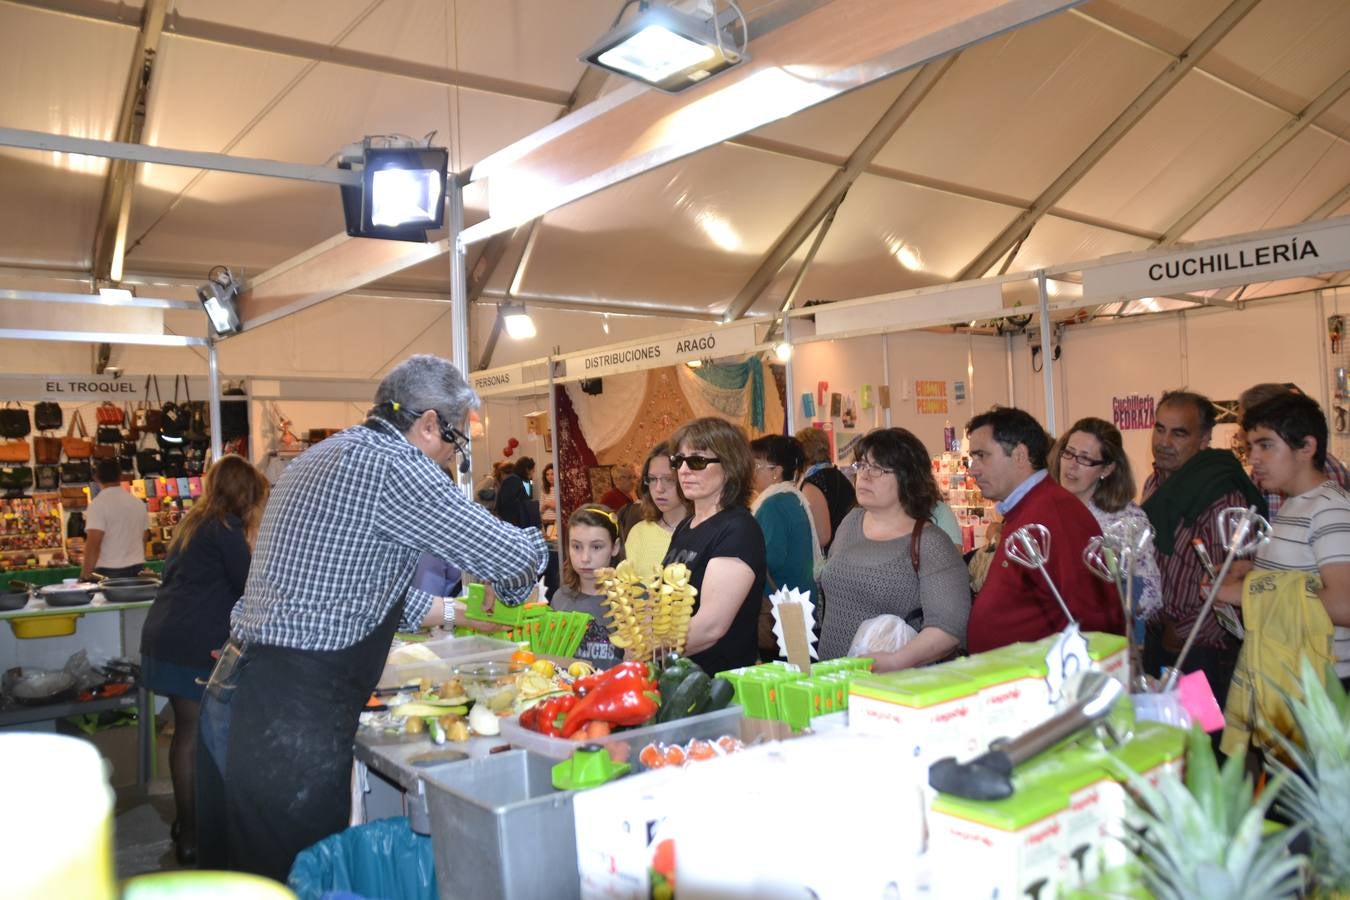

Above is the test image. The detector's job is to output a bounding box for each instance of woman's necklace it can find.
[660,512,681,532]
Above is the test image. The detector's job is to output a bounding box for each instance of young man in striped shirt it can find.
[1218,393,1350,688]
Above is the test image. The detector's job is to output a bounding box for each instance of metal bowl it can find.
[97,577,160,603]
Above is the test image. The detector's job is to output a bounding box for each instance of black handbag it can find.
[66,511,86,539]
[0,466,33,492]
[160,376,188,437]
[184,441,208,476]
[60,461,93,484]
[0,403,31,438]
[136,448,163,476]
[34,401,62,432]
[119,453,135,475]
[221,387,249,441]
[96,425,121,445]
[161,447,187,478]
[35,465,59,491]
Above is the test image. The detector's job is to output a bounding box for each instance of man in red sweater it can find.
[964,407,1124,653]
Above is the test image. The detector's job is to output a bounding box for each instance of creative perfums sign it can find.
[915,380,948,415]
[1082,218,1350,301]
[1112,394,1155,431]
[562,322,756,380]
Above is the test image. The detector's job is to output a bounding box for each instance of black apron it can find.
[221,600,405,882]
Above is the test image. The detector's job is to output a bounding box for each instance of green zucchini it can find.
[706,677,735,711]
[659,670,712,722]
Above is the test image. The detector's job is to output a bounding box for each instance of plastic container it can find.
[377,634,517,689]
[422,749,579,900]
[9,613,80,639]
[499,704,743,768]
[455,660,523,714]
[286,816,435,900]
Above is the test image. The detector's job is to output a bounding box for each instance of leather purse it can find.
[0,466,33,492]
[136,448,163,476]
[96,401,124,426]
[92,443,117,460]
[0,403,31,438]
[34,401,63,432]
[34,435,62,465]
[35,465,59,491]
[66,511,86,539]
[96,425,122,445]
[62,412,94,460]
[138,376,164,434]
[160,376,187,438]
[60,485,89,509]
[0,439,30,463]
[161,447,187,478]
[60,461,93,484]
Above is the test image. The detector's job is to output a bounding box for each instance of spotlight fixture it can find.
[773,341,792,362]
[501,303,537,340]
[338,136,449,242]
[581,1,749,93]
[196,266,243,338]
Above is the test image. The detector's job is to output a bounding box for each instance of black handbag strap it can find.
[145,375,162,406]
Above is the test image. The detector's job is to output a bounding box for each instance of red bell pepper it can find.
[573,660,654,696]
[560,665,659,737]
[532,694,578,737]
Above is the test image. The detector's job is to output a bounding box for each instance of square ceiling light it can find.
[582,3,747,93]
[340,145,449,242]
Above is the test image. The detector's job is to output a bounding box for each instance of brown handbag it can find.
[34,435,62,465]
[96,401,124,426]
[92,443,117,460]
[60,485,89,509]
[62,411,94,459]
[0,439,30,463]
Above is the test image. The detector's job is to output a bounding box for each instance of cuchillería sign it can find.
[1082,218,1350,301]
[1112,394,1155,431]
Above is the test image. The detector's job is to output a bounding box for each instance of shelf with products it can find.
[0,493,65,559]
[136,474,204,560]
[931,452,997,552]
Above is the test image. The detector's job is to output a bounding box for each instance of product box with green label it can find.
[1013,746,1118,889]
[929,778,1069,899]
[848,667,983,765]
[940,650,1053,741]
[1095,721,1186,868]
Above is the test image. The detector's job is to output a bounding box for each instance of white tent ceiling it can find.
[2,0,1349,335]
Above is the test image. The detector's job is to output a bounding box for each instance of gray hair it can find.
[370,355,479,432]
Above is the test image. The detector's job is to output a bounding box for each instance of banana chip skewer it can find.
[597,560,697,660]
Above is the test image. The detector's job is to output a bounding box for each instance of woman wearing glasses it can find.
[624,442,690,576]
[1048,417,1162,618]
[817,428,971,670]
[663,418,767,674]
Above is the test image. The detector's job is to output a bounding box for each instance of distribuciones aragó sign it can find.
[1082,218,1350,301]
[562,322,756,381]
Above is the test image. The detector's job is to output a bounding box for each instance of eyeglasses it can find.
[1060,447,1106,468]
[670,454,722,471]
[643,475,678,489]
[395,403,471,460]
[847,460,895,478]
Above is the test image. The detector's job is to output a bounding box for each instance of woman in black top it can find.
[140,455,269,864]
[663,418,766,674]
[795,426,857,552]
[496,456,541,529]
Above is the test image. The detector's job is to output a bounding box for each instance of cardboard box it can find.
[848,667,984,765]
[930,781,1069,899]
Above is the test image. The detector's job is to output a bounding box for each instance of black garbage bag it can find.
[287,817,436,900]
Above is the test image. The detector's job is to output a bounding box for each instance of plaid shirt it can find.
[231,418,548,651]
[1142,468,1246,649]
[1264,451,1349,519]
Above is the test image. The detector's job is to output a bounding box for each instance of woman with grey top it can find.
[817,428,972,670]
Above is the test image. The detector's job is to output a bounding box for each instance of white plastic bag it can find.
[848,615,918,657]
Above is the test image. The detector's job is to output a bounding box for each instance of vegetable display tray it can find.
[499,704,742,767]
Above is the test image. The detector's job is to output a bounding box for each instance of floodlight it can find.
[196,266,243,338]
[773,341,792,362]
[501,303,537,340]
[338,140,449,242]
[582,2,748,93]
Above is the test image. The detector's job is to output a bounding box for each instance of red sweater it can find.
[967,477,1124,653]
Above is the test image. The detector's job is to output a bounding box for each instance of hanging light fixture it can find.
[581,1,749,93]
[773,341,792,362]
[501,303,537,340]
[338,136,449,242]
[196,266,243,337]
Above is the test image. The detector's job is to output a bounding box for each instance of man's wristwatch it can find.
[441,598,455,629]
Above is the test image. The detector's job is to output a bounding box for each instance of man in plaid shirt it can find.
[1141,390,1265,710]
[203,355,548,879]
[1238,383,1349,518]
